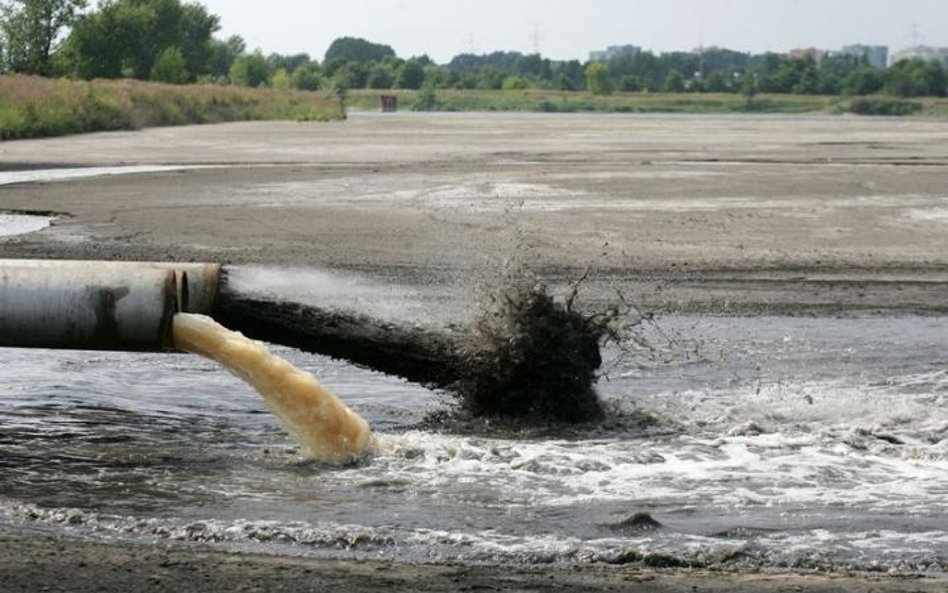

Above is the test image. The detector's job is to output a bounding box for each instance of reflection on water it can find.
[0,213,52,237]
[0,165,215,187]
[1,315,947,573]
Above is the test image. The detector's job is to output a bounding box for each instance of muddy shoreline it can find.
[3,114,948,590]
[2,528,944,593]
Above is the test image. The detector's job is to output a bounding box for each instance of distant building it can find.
[891,45,948,68]
[840,45,889,69]
[787,47,825,61]
[589,45,642,62]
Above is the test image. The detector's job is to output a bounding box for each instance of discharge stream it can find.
[172,313,375,464]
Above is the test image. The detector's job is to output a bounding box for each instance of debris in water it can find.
[173,313,375,464]
[452,280,610,422]
[604,512,664,535]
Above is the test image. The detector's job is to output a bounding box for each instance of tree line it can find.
[1,0,946,99]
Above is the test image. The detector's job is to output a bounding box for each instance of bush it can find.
[847,98,922,116]
[229,51,270,87]
[290,62,322,91]
[269,68,291,90]
[502,76,530,90]
[585,63,613,95]
[411,82,438,111]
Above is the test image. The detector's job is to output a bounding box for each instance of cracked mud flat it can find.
[2,113,948,592]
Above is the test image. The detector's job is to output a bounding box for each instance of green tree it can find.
[206,34,244,79]
[0,0,86,74]
[411,80,438,111]
[150,45,188,83]
[704,71,730,93]
[268,66,290,90]
[515,53,551,79]
[552,59,584,90]
[921,60,947,97]
[366,63,394,89]
[65,0,218,81]
[663,69,685,92]
[330,60,368,90]
[739,69,757,99]
[395,58,425,89]
[324,36,394,63]
[65,0,149,78]
[844,65,884,95]
[617,74,642,92]
[476,65,505,90]
[886,58,947,97]
[585,62,612,95]
[290,60,321,90]
[229,50,269,87]
[267,52,309,73]
[501,75,529,90]
[792,65,819,94]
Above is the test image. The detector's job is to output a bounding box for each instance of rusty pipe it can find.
[0,260,221,352]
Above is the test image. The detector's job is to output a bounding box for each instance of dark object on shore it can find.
[380,95,398,112]
[214,279,610,424]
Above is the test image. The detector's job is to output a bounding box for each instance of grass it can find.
[348,88,832,114]
[349,88,948,117]
[0,75,345,140]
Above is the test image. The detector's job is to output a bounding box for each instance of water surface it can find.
[2,314,946,573]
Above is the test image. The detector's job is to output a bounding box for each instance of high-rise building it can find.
[788,48,825,61]
[840,45,889,69]
[589,45,642,62]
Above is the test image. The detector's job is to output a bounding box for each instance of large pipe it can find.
[0,260,221,352]
[0,260,221,314]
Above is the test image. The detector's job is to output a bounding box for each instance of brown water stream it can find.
[172,313,375,464]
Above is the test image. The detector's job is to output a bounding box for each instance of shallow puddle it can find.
[0,213,52,237]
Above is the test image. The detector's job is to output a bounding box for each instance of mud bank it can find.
[2,113,948,314]
[1,529,943,593]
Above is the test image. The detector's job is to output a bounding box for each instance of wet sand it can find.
[2,113,948,590]
[2,528,944,593]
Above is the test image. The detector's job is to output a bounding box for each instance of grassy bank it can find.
[348,88,948,117]
[348,89,830,114]
[0,75,345,140]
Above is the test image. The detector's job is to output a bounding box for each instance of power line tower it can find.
[530,23,542,55]
[911,23,922,46]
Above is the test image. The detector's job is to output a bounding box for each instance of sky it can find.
[198,0,948,63]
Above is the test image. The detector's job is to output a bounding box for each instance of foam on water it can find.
[1,315,947,573]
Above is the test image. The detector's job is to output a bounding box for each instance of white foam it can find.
[0,165,215,186]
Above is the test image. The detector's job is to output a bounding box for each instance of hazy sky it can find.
[199,0,948,63]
